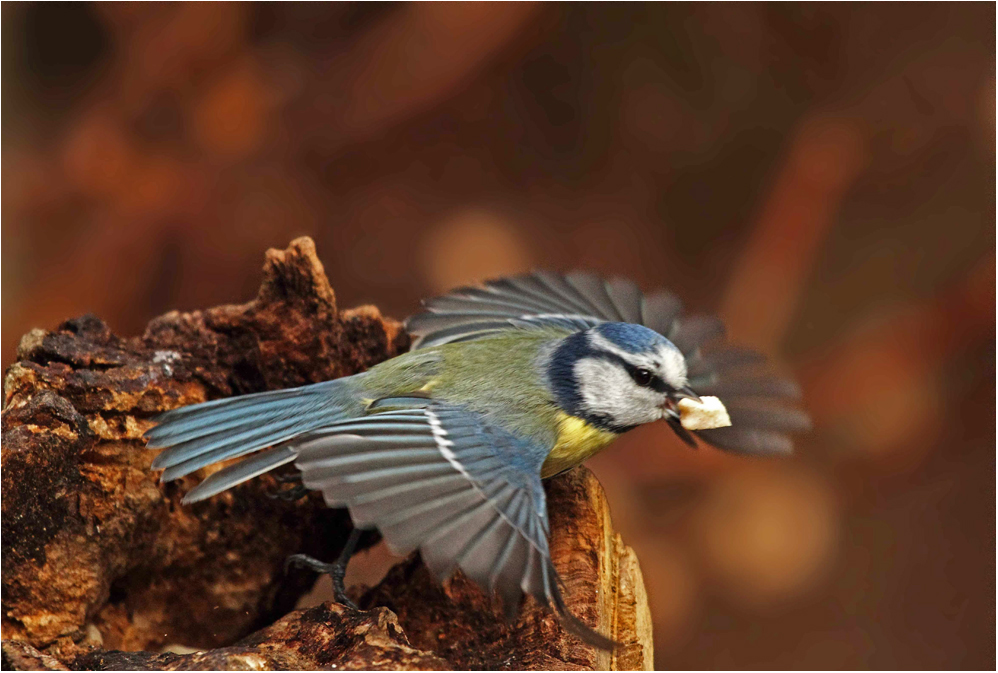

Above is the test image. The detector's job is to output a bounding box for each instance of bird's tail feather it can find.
[181,445,298,504]
[145,378,358,502]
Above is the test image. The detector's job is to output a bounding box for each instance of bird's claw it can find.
[283,550,360,610]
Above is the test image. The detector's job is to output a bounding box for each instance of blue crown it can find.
[591,321,671,354]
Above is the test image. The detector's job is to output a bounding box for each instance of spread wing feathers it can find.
[406,270,719,360]
[145,379,351,485]
[405,271,809,456]
[183,445,297,503]
[405,271,623,349]
[686,344,811,456]
[292,402,614,648]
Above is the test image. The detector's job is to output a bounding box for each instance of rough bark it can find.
[2,237,653,670]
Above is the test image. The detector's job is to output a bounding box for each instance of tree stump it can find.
[1,238,654,670]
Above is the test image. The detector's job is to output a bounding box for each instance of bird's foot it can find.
[284,528,363,610]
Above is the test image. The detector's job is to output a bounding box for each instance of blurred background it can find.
[2,2,994,668]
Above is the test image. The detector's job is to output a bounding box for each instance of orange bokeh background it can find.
[3,3,994,668]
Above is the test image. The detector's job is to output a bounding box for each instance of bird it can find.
[144,270,810,649]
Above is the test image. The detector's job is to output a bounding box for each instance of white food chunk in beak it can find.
[677,396,732,431]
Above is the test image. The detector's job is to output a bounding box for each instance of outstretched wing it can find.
[292,399,613,648]
[405,271,810,455]
[405,271,647,349]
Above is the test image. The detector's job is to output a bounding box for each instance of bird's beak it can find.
[661,386,701,421]
[674,386,701,404]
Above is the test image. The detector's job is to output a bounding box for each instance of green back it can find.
[360,326,572,447]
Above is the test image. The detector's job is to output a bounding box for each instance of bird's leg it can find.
[284,527,363,609]
[330,527,362,606]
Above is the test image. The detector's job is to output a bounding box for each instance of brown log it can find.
[1,237,653,670]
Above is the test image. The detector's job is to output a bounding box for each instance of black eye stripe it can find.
[625,365,669,393]
[558,339,675,395]
[590,349,671,393]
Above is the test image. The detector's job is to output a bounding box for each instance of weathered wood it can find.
[1,237,653,670]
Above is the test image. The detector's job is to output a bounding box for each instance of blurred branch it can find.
[290,2,543,150]
[721,116,867,352]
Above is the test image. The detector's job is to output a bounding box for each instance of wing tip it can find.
[180,487,211,505]
[694,426,799,456]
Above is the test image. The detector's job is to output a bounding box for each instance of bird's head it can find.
[547,322,699,432]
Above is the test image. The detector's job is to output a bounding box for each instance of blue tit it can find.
[144,271,809,648]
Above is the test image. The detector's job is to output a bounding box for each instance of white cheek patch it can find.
[574,358,663,427]
[658,344,688,388]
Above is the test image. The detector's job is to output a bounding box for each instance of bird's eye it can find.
[632,367,654,387]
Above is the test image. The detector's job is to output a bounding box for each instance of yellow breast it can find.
[541,412,619,478]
